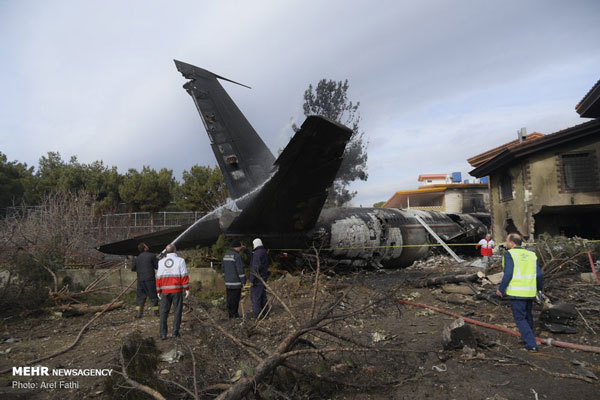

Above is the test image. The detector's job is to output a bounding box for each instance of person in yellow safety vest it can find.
[496,233,544,352]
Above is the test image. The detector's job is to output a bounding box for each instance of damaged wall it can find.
[488,135,600,239]
[57,267,225,292]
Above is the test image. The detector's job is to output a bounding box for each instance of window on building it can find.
[562,152,600,192]
[462,193,485,212]
[499,174,513,201]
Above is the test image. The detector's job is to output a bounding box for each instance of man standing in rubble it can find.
[496,233,543,352]
[476,233,495,266]
[222,240,246,318]
[156,244,190,339]
[132,242,159,318]
[250,238,270,319]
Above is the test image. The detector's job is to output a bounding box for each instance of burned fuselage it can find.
[313,207,487,268]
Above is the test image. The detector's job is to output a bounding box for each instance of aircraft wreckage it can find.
[98,60,489,268]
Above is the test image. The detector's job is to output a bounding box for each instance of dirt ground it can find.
[1,259,599,400]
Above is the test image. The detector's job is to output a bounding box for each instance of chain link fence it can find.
[100,211,205,239]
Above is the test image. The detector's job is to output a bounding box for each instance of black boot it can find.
[135,309,143,319]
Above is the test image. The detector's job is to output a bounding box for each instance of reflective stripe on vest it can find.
[503,248,537,297]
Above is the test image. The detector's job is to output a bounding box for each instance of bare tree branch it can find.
[180,340,199,400]
[255,274,299,325]
[193,307,263,362]
[119,346,166,400]
[309,246,321,320]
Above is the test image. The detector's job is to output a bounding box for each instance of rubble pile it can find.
[406,255,457,270]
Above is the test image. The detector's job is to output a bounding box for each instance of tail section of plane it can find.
[229,116,353,234]
[175,60,275,199]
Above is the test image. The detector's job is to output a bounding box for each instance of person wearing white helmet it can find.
[249,238,270,318]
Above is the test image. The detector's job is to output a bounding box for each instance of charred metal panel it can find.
[175,60,275,198]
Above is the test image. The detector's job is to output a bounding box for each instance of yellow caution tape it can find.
[270,239,600,253]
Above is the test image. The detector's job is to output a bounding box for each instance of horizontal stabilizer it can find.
[96,215,223,256]
[96,226,188,255]
[229,116,352,234]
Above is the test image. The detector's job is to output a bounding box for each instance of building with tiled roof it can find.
[468,80,600,240]
[467,133,545,168]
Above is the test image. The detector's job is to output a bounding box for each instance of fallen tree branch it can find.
[281,346,433,359]
[181,341,199,399]
[158,377,196,399]
[316,327,373,348]
[192,308,263,362]
[310,245,321,319]
[576,309,597,335]
[85,263,121,291]
[120,346,166,400]
[44,301,124,314]
[0,279,136,375]
[482,345,596,384]
[50,285,120,302]
[415,272,481,287]
[256,275,299,325]
[211,290,357,399]
[214,325,310,399]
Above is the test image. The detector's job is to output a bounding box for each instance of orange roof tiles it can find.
[467,133,544,168]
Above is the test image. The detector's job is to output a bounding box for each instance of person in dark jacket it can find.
[222,240,246,318]
[496,233,544,351]
[132,242,159,318]
[250,238,270,318]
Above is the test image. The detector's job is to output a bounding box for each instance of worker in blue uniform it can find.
[249,238,270,318]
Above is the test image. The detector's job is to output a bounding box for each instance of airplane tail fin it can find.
[229,116,353,234]
[175,60,275,199]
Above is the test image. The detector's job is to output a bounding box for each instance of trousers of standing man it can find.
[136,280,159,310]
[509,299,536,347]
[226,288,242,318]
[160,292,183,338]
[251,284,268,318]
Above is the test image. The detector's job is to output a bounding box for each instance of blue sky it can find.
[1,0,599,206]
